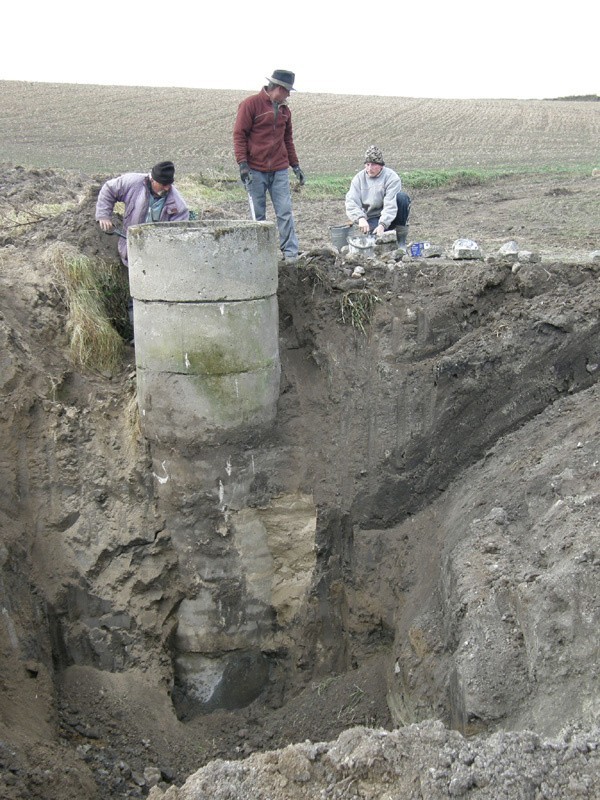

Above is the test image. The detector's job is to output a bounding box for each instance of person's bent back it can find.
[95,160,189,266]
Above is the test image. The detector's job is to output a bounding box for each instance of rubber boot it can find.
[394,225,409,250]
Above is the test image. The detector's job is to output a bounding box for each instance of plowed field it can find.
[1,80,598,175]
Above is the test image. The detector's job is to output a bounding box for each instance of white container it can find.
[348,235,376,256]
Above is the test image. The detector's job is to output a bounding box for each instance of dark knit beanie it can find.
[151,161,175,185]
[364,145,384,166]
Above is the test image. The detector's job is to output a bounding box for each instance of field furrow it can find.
[2,81,598,176]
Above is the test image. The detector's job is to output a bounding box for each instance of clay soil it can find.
[1,164,599,799]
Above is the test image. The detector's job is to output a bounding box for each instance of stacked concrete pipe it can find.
[127,220,281,444]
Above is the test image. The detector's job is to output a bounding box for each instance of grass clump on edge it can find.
[177,172,243,209]
[339,288,381,334]
[0,201,77,235]
[286,165,596,201]
[47,242,127,373]
[173,164,595,209]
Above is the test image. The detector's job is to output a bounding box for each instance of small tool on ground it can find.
[103,227,126,239]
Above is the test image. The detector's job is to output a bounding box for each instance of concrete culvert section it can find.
[127,219,297,718]
[128,220,281,443]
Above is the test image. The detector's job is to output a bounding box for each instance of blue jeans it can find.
[368,191,411,230]
[248,168,299,258]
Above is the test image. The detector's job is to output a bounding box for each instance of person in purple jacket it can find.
[95,160,189,266]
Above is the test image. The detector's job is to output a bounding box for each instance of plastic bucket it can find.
[329,224,352,249]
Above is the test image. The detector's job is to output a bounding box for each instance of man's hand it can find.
[98,218,113,232]
[239,162,252,186]
[292,165,305,186]
[373,224,385,236]
[357,217,369,234]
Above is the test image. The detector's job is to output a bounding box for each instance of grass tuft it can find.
[177,172,244,215]
[192,164,595,204]
[339,288,381,334]
[299,258,331,295]
[47,243,127,373]
[0,201,77,234]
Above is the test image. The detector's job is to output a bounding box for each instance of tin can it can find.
[329,224,352,249]
[410,242,425,257]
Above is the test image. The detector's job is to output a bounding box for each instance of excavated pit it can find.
[1,166,600,799]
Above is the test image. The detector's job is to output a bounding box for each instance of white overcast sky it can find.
[2,1,597,99]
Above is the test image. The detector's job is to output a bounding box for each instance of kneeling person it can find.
[345,146,410,246]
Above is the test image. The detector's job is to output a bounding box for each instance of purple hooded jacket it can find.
[95,172,189,265]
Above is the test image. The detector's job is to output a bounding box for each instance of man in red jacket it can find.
[234,70,305,264]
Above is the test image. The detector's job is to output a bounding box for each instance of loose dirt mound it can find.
[147,722,600,800]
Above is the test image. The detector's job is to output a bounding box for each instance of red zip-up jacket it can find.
[233,87,299,173]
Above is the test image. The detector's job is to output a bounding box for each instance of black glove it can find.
[292,165,305,186]
[239,162,252,186]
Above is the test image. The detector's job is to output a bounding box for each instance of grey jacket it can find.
[95,172,189,265]
[345,167,402,230]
